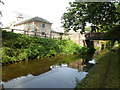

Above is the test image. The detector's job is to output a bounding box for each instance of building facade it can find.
[11,16,52,36]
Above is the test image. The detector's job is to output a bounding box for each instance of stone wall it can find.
[62,33,102,48]
[62,33,87,47]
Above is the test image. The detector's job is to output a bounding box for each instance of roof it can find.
[14,16,52,26]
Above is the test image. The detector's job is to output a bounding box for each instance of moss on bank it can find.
[2,30,93,64]
[76,47,120,88]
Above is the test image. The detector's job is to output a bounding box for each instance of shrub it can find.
[2,31,91,64]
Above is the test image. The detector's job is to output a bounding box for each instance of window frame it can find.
[41,24,46,28]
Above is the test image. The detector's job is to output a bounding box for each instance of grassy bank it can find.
[76,47,120,88]
[2,30,93,64]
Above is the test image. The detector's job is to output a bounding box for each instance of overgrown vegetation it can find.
[76,47,120,88]
[2,30,93,64]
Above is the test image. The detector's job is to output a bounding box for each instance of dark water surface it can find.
[2,54,95,88]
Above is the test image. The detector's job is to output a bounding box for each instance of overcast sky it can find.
[1,0,74,31]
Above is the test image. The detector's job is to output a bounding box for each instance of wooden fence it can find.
[2,28,103,47]
[2,28,63,39]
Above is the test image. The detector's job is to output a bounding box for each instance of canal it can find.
[2,54,96,88]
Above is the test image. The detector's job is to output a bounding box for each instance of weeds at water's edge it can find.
[76,47,120,88]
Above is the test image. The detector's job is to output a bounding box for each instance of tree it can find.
[61,2,120,33]
[0,0,4,16]
[0,0,4,27]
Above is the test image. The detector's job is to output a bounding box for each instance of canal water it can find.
[2,54,96,88]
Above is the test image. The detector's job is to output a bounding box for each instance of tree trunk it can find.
[85,40,94,48]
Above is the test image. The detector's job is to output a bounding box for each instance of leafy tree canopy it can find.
[62,2,120,33]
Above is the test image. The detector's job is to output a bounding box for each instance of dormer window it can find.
[42,24,45,28]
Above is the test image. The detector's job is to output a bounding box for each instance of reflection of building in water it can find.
[50,60,86,72]
[68,59,86,72]
[50,59,95,72]
[50,64,68,69]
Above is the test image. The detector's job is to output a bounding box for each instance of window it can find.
[42,24,45,28]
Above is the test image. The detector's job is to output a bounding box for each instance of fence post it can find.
[26,31,28,36]
[24,30,26,35]
[60,35,62,40]
[34,31,36,36]
[11,29,14,32]
[45,34,46,38]
[50,32,52,38]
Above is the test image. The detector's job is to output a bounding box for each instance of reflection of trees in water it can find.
[68,59,86,72]
[83,63,95,72]
[50,51,97,72]
[84,53,94,63]
[68,52,95,72]
[68,59,95,72]
[2,53,95,82]
[83,53,95,72]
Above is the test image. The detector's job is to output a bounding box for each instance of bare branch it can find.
[0,0,4,5]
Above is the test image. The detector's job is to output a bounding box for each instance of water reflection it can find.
[68,59,86,72]
[3,67,88,88]
[88,59,96,64]
[2,54,95,88]
[50,64,68,69]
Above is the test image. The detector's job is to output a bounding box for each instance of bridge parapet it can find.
[85,33,107,40]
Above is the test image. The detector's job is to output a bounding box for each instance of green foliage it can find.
[85,26,91,32]
[106,25,120,39]
[76,47,120,88]
[2,31,91,64]
[62,2,120,32]
[105,40,120,50]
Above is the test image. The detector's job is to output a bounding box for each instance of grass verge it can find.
[76,47,120,88]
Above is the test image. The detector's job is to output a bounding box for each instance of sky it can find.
[1,0,74,31]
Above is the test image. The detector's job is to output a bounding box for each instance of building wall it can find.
[34,21,51,34]
[13,21,52,36]
[62,34,87,47]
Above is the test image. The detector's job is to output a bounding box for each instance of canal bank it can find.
[76,47,120,88]
[2,30,94,64]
